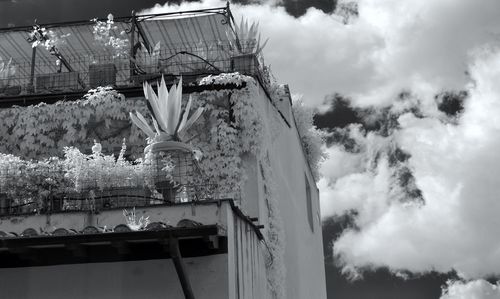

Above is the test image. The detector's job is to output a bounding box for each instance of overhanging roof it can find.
[0,225,226,268]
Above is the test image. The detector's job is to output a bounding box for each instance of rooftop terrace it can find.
[0,5,266,105]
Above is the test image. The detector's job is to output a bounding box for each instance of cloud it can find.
[324,47,500,281]
[440,280,500,299]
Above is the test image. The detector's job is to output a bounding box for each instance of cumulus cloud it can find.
[440,280,500,299]
[325,49,500,281]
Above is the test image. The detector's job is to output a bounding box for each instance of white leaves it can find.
[0,86,147,159]
[91,13,128,58]
[129,112,155,139]
[133,76,204,141]
[0,57,16,82]
[227,17,268,55]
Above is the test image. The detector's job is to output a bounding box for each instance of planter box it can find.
[131,73,161,85]
[36,72,80,92]
[61,187,152,212]
[0,84,21,96]
[0,194,10,215]
[231,54,258,75]
[89,64,116,88]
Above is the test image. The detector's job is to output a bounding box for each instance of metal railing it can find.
[0,41,265,97]
[0,183,221,215]
[0,152,223,216]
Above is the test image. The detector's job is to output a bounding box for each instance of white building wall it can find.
[0,255,228,299]
[227,206,270,299]
[244,85,327,299]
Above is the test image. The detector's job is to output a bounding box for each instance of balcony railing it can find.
[0,151,223,216]
[0,41,265,97]
[0,183,221,216]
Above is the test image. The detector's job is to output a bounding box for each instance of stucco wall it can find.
[0,254,228,299]
[250,86,328,299]
[227,207,269,299]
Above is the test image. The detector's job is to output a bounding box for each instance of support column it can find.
[169,237,195,299]
[29,46,36,93]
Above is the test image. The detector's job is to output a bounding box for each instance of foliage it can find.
[132,41,161,73]
[189,73,265,199]
[292,97,328,181]
[129,77,204,142]
[28,25,70,52]
[0,153,70,209]
[91,14,129,58]
[0,140,173,210]
[62,140,167,192]
[227,17,268,55]
[0,57,16,88]
[123,207,150,231]
[0,86,148,160]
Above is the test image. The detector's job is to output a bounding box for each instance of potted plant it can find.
[226,18,268,75]
[0,58,20,96]
[88,14,129,88]
[28,25,81,92]
[129,76,204,203]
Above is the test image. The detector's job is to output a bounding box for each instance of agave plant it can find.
[0,58,16,83]
[129,76,204,142]
[133,41,161,73]
[227,17,268,55]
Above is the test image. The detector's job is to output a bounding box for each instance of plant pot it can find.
[0,85,21,96]
[36,72,81,92]
[145,141,195,204]
[231,53,258,75]
[0,194,10,215]
[89,63,116,88]
[98,187,151,209]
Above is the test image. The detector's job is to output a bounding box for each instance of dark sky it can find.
[0,0,335,28]
[0,0,447,298]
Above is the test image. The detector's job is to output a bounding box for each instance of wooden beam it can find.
[169,237,195,299]
[135,18,152,54]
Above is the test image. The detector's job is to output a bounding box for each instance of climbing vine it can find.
[190,73,286,298]
[0,86,148,159]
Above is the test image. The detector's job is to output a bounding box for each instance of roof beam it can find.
[169,237,196,299]
[134,16,152,54]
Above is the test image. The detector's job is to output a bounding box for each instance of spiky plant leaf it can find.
[129,112,155,138]
[178,107,204,137]
[177,94,193,134]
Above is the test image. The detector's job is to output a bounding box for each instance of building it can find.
[0,4,326,299]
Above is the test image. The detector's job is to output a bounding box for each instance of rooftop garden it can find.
[0,9,326,298]
[0,9,271,98]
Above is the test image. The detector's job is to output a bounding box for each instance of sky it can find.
[2,0,500,298]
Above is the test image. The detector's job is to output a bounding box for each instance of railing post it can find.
[29,46,36,93]
[129,11,137,82]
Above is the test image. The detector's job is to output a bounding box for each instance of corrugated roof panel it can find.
[140,13,230,51]
[0,11,235,92]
